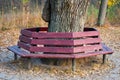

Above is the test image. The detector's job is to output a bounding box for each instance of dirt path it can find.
[0,26,120,80]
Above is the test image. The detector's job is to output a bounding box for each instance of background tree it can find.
[97,0,108,26]
[22,0,30,27]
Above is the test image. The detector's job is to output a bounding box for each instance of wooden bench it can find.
[8,27,113,71]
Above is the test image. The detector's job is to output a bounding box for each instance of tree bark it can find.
[97,0,108,26]
[42,0,89,32]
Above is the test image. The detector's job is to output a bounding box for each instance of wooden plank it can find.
[21,29,34,37]
[30,38,101,46]
[29,46,74,53]
[39,27,48,31]
[102,44,113,53]
[26,27,48,31]
[19,35,74,46]
[18,42,31,51]
[19,35,31,43]
[73,31,99,38]
[31,39,74,46]
[18,42,74,53]
[8,46,27,57]
[33,31,99,39]
[73,50,113,58]
[84,28,97,31]
[21,28,73,39]
[74,44,102,53]
[30,38,101,45]
[33,32,73,38]
[23,53,75,58]
[74,38,101,45]
[24,27,96,32]
[26,28,39,31]
[22,27,96,32]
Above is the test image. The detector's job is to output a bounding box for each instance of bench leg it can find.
[14,53,17,60]
[102,54,106,64]
[27,58,32,69]
[72,58,76,71]
[55,59,61,66]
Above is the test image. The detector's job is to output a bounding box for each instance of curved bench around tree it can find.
[8,27,113,71]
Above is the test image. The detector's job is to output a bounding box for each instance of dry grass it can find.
[0,10,47,31]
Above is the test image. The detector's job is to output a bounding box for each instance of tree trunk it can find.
[42,0,89,32]
[42,0,89,65]
[97,0,108,26]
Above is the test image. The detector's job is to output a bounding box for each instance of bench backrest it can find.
[18,27,102,54]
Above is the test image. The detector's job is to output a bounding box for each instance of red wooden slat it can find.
[74,44,102,53]
[24,27,97,32]
[18,42,30,51]
[26,27,48,31]
[74,38,101,45]
[21,29,33,37]
[19,35,74,45]
[39,27,48,31]
[33,31,99,39]
[73,50,113,58]
[73,31,99,38]
[23,27,96,32]
[18,42,74,53]
[21,30,73,39]
[23,53,75,58]
[84,28,97,31]
[30,38,101,46]
[26,28,39,31]
[34,32,73,38]
[29,46,74,53]
[19,35,31,43]
[31,39,74,46]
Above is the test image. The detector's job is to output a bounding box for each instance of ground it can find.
[0,26,120,80]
